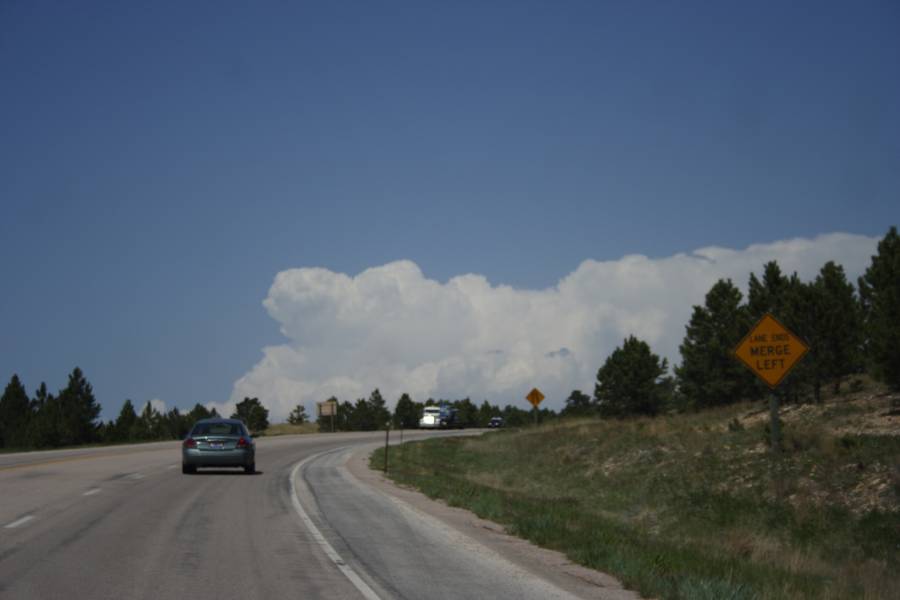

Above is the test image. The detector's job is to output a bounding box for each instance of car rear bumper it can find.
[182,448,254,468]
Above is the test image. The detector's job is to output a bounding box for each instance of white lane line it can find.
[83,488,101,496]
[166,464,178,470]
[5,515,35,529]
[126,473,144,480]
[290,454,382,600]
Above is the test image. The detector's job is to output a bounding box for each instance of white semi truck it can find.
[418,404,458,429]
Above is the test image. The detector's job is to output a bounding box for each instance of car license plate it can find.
[210,442,224,449]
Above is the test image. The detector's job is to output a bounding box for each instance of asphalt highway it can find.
[0,432,632,600]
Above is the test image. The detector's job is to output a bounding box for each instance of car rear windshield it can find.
[191,423,242,436]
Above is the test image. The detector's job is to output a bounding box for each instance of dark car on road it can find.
[182,417,255,474]
[488,416,504,428]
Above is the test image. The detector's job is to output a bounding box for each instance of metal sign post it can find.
[384,425,390,474]
[768,391,782,456]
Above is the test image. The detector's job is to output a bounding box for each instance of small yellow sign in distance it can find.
[526,388,545,408]
[734,313,809,388]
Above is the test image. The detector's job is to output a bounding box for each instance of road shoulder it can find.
[345,443,641,600]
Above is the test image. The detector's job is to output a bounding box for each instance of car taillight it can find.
[237,437,249,448]
[183,438,197,448]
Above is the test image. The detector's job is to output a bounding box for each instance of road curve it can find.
[299,446,591,600]
[0,432,631,599]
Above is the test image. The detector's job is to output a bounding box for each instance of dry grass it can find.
[262,422,319,436]
[376,378,900,600]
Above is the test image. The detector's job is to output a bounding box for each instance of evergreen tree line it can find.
[309,389,549,432]
[0,371,281,450]
[0,367,228,450]
[3,228,896,446]
[0,368,102,449]
[561,226,900,419]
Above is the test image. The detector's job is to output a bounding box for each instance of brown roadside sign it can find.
[526,388,545,408]
[316,400,337,417]
[734,313,809,388]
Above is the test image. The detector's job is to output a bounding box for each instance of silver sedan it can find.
[182,418,256,474]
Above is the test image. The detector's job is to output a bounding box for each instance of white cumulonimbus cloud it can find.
[218,233,877,421]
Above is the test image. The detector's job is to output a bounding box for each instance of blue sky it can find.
[2,1,898,419]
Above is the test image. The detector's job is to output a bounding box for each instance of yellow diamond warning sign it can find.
[734,313,809,388]
[526,388,545,408]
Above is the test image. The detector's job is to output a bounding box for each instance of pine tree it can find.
[859,226,900,389]
[368,389,391,430]
[287,404,308,425]
[594,336,668,417]
[187,403,213,424]
[748,261,790,321]
[560,390,592,417]
[162,408,188,439]
[113,399,139,442]
[136,401,162,440]
[392,393,418,429]
[783,273,814,402]
[27,383,60,448]
[96,421,114,443]
[676,279,756,410]
[56,368,101,446]
[349,397,373,431]
[800,262,864,400]
[337,400,353,431]
[476,400,499,427]
[0,375,32,448]
[231,397,270,432]
[453,397,478,427]
[501,404,532,426]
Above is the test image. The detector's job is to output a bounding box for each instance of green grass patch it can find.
[372,397,900,600]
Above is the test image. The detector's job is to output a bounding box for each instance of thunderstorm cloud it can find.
[218,233,877,421]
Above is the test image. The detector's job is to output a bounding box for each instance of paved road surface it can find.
[0,432,633,599]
